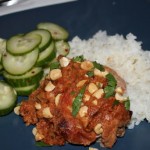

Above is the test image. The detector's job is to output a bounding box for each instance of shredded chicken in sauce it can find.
[18,56,132,148]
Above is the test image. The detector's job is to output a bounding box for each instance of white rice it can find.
[68,30,150,129]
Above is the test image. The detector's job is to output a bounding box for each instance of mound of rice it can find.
[68,31,150,129]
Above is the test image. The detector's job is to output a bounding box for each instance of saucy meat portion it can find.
[19,56,132,148]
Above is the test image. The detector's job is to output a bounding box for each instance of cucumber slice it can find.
[27,29,51,52]
[37,22,69,40]
[6,34,41,55]
[3,67,43,87]
[0,64,3,71]
[36,41,56,67]
[0,38,6,63]
[0,80,17,116]
[14,83,38,96]
[2,48,39,75]
[55,40,70,56]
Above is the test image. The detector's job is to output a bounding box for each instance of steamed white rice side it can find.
[68,31,150,129]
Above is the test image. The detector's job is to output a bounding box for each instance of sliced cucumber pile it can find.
[7,34,42,55]
[0,22,70,97]
[26,29,51,52]
[36,41,56,67]
[3,67,43,87]
[2,48,39,75]
[14,84,39,96]
[0,81,17,116]
[37,22,69,40]
[55,40,70,56]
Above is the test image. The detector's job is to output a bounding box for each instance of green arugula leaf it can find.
[73,55,84,62]
[93,61,105,71]
[72,86,86,117]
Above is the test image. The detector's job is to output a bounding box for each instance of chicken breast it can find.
[19,56,132,148]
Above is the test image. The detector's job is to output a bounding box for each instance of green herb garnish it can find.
[72,86,86,117]
[104,73,117,98]
[49,61,60,70]
[104,86,115,98]
[70,91,76,96]
[106,73,117,86]
[35,141,50,147]
[93,61,105,71]
[124,97,130,110]
[86,71,94,77]
[112,100,120,108]
[73,55,84,62]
